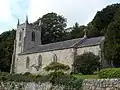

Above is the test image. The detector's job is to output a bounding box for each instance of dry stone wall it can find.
[83,79,120,90]
[1,79,120,90]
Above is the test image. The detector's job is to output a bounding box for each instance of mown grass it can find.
[73,74,98,79]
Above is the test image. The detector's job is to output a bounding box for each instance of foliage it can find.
[99,68,120,78]
[87,3,120,37]
[23,72,32,76]
[48,71,83,90]
[44,62,70,71]
[0,30,16,72]
[56,74,83,90]
[0,72,83,90]
[104,8,120,67]
[0,72,46,82]
[70,23,86,39]
[34,12,67,44]
[86,22,100,38]
[48,71,65,84]
[73,52,100,75]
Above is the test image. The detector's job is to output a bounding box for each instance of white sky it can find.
[0,0,119,33]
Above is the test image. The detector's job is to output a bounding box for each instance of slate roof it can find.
[21,36,104,55]
[77,36,105,47]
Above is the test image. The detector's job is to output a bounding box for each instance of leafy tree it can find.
[86,22,100,38]
[0,29,16,72]
[87,3,120,37]
[105,9,120,67]
[44,62,70,72]
[34,12,67,44]
[73,52,100,74]
[70,23,86,39]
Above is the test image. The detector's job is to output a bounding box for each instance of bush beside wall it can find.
[99,68,120,78]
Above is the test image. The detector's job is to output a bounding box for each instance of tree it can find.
[87,3,120,37]
[0,30,16,72]
[70,23,86,39]
[86,22,100,38]
[105,9,120,67]
[44,62,70,72]
[73,52,100,74]
[34,12,67,44]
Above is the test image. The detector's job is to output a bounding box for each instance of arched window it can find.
[26,57,30,69]
[32,31,35,41]
[38,55,42,67]
[53,54,57,62]
[19,32,22,41]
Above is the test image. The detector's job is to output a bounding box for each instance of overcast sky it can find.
[0,0,119,34]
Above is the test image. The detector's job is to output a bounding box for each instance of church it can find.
[10,17,106,74]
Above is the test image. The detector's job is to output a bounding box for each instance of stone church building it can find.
[10,17,106,74]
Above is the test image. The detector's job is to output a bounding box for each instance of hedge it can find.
[99,68,120,78]
[0,72,83,90]
[0,72,46,82]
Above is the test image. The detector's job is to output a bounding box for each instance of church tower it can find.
[16,16,41,54]
[10,16,41,73]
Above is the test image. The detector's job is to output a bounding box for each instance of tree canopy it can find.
[104,8,120,67]
[0,30,16,72]
[87,3,120,37]
[70,23,86,39]
[34,12,67,44]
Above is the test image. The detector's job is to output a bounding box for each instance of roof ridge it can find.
[37,37,82,46]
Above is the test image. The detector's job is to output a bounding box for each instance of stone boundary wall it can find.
[0,79,120,90]
[0,82,64,90]
[83,79,120,90]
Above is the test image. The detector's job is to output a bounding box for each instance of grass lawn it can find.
[73,74,98,79]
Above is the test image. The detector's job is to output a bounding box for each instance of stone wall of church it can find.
[77,45,100,56]
[76,45,108,68]
[15,45,104,74]
[15,48,74,74]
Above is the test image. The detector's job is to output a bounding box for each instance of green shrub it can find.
[23,72,32,76]
[0,72,43,82]
[44,62,70,71]
[34,74,42,78]
[0,72,11,81]
[99,68,120,78]
[57,74,83,90]
[48,71,64,84]
[73,52,100,75]
[47,71,83,90]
